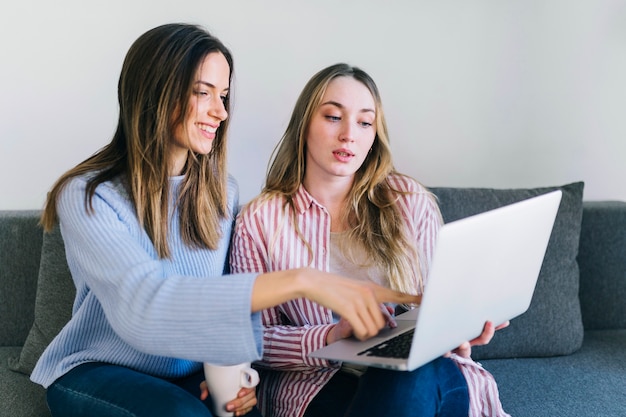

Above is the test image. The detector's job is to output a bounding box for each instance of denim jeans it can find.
[305,357,469,417]
[46,362,263,417]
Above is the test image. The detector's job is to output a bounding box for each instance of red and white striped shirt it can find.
[231,174,509,417]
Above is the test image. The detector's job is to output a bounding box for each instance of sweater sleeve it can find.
[56,176,262,364]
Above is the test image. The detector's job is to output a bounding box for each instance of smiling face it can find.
[170,51,230,175]
[304,76,377,187]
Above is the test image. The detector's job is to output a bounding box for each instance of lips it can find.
[333,149,354,157]
[196,123,218,134]
[332,149,355,163]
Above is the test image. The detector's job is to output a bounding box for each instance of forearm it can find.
[250,267,421,341]
[250,268,311,312]
[258,323,337,370]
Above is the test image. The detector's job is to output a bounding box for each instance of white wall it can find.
[1,0,625,210]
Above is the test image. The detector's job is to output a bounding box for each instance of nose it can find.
[209,96,228,121]
[339,120,355,142]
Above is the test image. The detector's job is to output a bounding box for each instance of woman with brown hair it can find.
[30,26,419,417]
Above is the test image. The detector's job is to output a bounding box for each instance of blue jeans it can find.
[304,357,469,417]
[46,362,263,417]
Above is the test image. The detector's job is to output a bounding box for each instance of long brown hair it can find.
[263,63,424,294]
[41,23,233,258]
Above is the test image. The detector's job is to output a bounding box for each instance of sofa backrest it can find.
[430,183,587,359]
[1,198,625,364]
[578,201,626,330]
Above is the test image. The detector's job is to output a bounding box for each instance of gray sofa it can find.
[2,181,625,417]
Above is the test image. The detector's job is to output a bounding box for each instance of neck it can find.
[170,150,189,176]
[303,175,352,206]
[303,175,353,232]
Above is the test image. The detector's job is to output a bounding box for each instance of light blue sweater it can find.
[31,174,262,388]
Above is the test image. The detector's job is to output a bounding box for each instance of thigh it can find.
[303,371,359,417]
[345,357,469,417]
[47,362,213,417]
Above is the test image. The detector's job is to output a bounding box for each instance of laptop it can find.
[309,190,562,371]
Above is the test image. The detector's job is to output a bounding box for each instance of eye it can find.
[359,121,373,128]
[324,115,341,122]
[193,89,210,100]
[220,95,228,104]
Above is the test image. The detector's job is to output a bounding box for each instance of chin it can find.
[193,143,214,156]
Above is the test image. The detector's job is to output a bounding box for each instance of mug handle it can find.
[240,368,260,388]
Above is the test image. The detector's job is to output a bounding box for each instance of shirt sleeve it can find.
[230,203,338,370]
[389,175,443,290]
[412,186,444,282]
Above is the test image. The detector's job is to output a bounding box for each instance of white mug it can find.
[203,362,260,417]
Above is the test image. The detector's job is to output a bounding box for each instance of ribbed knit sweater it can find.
[31,174,262,388]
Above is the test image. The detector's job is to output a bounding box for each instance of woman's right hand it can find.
[252,267,421,341]
[299,269,417,341]
[326,304,397,344]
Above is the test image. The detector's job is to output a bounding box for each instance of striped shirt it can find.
[231,174,510,417]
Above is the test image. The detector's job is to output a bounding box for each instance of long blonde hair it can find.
[263,63,423,294]
[41,23,233,258]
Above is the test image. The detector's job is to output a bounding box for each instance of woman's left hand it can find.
[447,320,510,358]
[199,381,258,416]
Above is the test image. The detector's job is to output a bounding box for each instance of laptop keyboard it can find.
[357,329,415,359]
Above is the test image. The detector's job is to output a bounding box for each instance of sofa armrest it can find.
[0,211,43,346]
[578,201,626,330]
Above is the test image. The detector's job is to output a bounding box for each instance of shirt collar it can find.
[293,184,325,215]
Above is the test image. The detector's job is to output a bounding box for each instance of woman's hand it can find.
[199,381,257,416]
[301,270,415,341]
[326,304,397,345]
[326,317,354,345]
[447,320,510,358]
[252,268,420,341]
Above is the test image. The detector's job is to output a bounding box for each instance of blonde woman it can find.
[231,63,510,417]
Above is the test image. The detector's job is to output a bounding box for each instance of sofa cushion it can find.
[8,224,74,375]
[0,211,43,347]
[428,181,584,359]
[482,329,626,417]
[1,347,49,417]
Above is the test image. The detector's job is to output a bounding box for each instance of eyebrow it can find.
[194,80,230,94]
[321,100,375,114]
